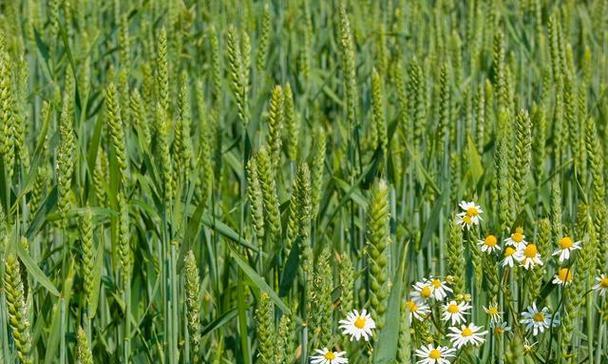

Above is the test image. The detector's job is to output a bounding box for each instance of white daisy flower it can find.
[478,234,501,254]
[483,304,502,323]
[411,280,434,301]
[442,300,471,325]
[592,274,608,297]
[310,348,348,364]
[502,246,517,268]
[552,267,573,286]
[429,278,453,300]
[458,201,483,225]
[406,299,431,322]
[552,236,582,262]
[513,244,543,270]
[504,227,527,249]
[414,344,456,364]
[447,323,488,349]
[520,303,559,336]
[455,213,474,230]
[339,309,376,341]
[490,321,511,335]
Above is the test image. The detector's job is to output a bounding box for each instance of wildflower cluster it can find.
[407,274,488,362]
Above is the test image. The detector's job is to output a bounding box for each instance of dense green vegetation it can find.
[1,0,608,363]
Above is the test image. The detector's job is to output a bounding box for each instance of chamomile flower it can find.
[414,344,456,364]
[406,299,431,321]
[310,348,348,364]
[523,339,537,354]
[514,244,543,270]
[339,309,376,341]
[447,323,488,349]
[442,300,471,325]
[483,304,503,323]
[552,236,582,262]
[552,267,573,286]
[429,278,453,300]
[490,321,511,335]
[411,280,434,301]
[520,303,559,336]
[455,213,474,230]
[502,246,517,268]
[458,201,483,224]
[478,234,501,253]
[592,274,608,297]
[504,227,527,249]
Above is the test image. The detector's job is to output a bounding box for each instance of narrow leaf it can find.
[15,242,60,297]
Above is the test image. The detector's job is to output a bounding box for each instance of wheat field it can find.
[0,0,608,363]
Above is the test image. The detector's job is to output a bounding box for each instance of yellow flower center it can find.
[524,244,538,258]
[463,215,472,224]
[533,313,545,322]
[511,232,524,243]
[487,306,499,315]
[485,235,498,247]
[461,327,473,337]
[406,300,418,312]
[515,227,524,234]
[466,207,479,217]
[431,279,442,288]
[559,237,573,249]
[420,286,432,298]
[558,268,573,283]
[494,327,505,335]
[354,316,366,329]
[324,351,336,360]
[600,277,608,288]
[504,246,516,257]
[447,303,460,313]
[429,349,442,359]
